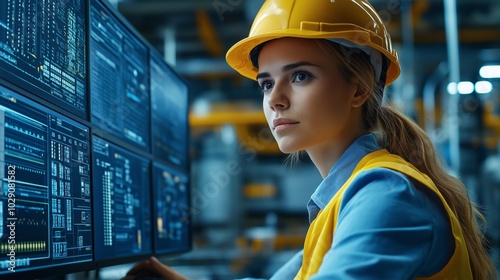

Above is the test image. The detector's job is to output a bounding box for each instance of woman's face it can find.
[257,38,362,154]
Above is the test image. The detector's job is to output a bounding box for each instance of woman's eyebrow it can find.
[256,61,318,80]
[256,72,270,80]
[282,61,317,72]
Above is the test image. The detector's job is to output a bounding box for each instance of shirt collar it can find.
[307,133,381,217]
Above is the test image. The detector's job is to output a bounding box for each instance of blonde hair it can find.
[314,39,496,279]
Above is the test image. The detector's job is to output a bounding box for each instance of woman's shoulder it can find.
[344,167,416,197]
[339,167,442,219]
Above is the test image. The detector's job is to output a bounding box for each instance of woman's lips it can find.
[273,118,299,132]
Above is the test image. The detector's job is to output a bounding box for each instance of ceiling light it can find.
[475,81,493,94]
[457,81,474,94]
[447,82,457,95]
[479,65,500,78]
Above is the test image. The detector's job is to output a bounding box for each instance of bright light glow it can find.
[447,82,457,95]
[457,81,474,94]
[479,65,500,78]
[475,81,493,94]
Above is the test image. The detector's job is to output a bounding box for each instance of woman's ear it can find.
[351,82,370,108]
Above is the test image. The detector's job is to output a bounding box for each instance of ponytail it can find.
[375,105,496,280]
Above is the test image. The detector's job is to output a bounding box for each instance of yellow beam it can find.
[190,110,267,127]
[196,9,224,57]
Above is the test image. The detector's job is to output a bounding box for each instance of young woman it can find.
[126,0,496,279]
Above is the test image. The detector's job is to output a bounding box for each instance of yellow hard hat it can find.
[226,0,401,86]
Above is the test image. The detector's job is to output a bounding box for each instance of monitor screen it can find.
[0,84,92,275]
[92,136,152,262]
[0,0,87,118]
[152,163,191,255]
[89,0,150,151]
[150,50,189,169]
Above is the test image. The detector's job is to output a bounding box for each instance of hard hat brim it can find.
[226,29,401,86]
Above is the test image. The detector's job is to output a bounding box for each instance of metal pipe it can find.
[163,27,177,66]
[444,0,461,175]
[400,0,416,118]
[423,62,448,136]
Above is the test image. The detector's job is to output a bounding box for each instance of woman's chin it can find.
[277,142,301,154]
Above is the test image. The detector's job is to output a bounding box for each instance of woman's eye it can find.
[260,81,273,92]
[293,71,311,82]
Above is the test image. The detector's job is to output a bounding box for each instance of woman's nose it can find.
[266,83,289,111]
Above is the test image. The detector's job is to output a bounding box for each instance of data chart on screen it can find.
[152,163,190,255]
[0,85,92,274]
[150,50,189,169]
[92,136,152,261]
[0,0,87,117]
[89,0,150,150]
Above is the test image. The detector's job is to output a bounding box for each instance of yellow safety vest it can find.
[294,149,472,279]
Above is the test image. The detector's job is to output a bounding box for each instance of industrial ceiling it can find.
[114,0,500,99]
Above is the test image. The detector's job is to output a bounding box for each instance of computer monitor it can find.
[150,50,189,169]
[89,0,150,151]
[1,0,192,276]
[0,84,93,277]
[152,163,191,255]
[0,0,87,118]
[92,136,152,265]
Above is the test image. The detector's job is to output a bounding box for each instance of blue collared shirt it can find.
[266,133,454,279]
